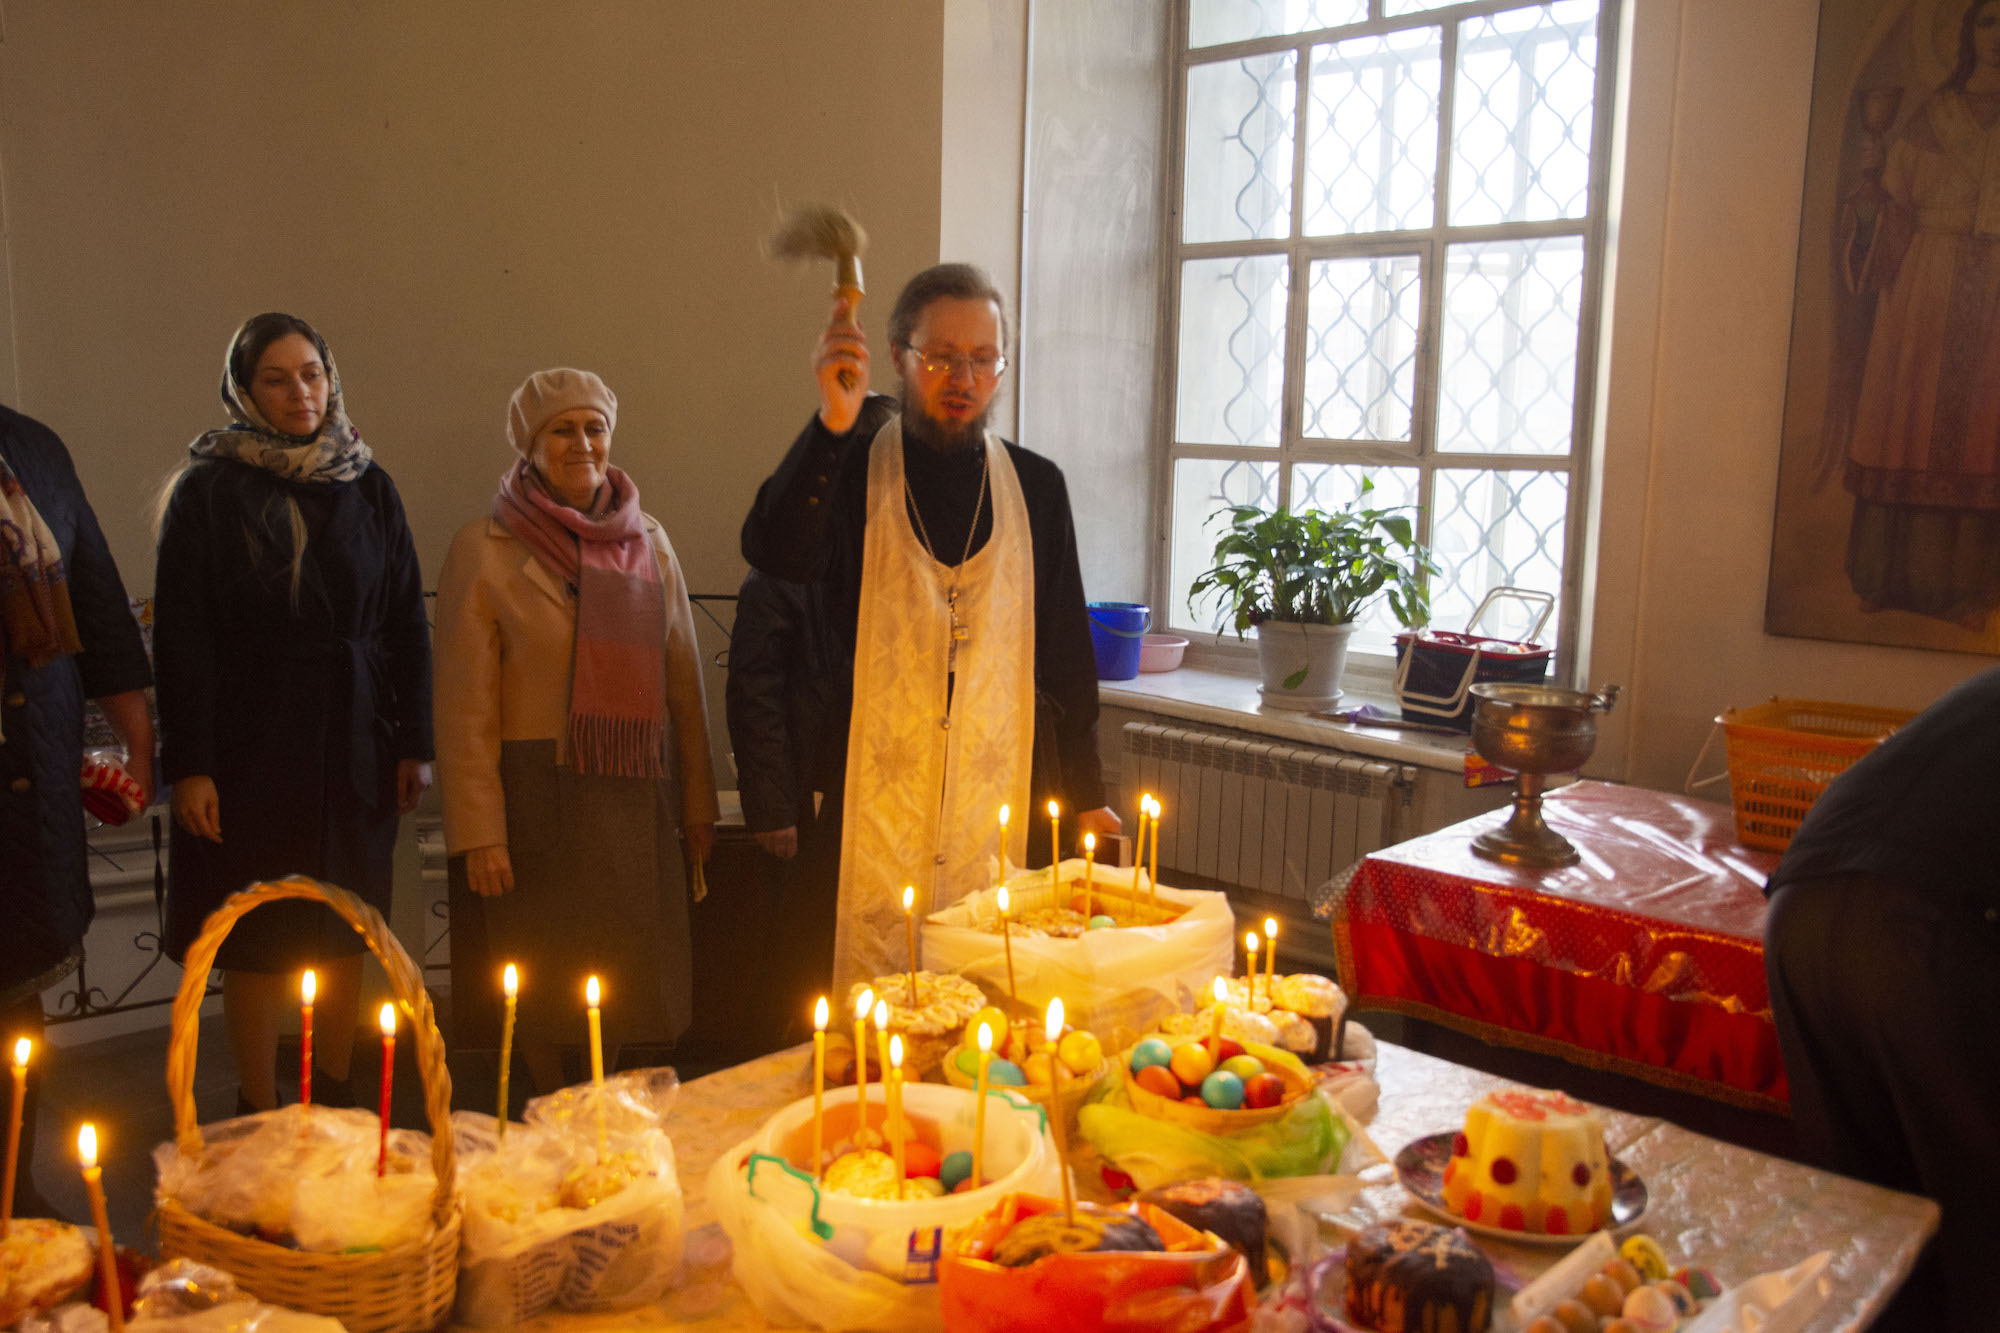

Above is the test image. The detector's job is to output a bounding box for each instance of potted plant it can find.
[1187,481,1437,709]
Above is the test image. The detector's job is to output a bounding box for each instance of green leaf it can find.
[1283,666,1308,690]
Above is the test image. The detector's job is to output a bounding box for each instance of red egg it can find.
[1242,1073,1286,1109]
[1213,1037,1246,1063]
[1135,1063,1184,1099]
[902,1141,942,1179]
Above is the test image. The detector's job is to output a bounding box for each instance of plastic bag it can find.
[452,1080,686,1326]
[939,1193,1256,1332]
[709,1080,1061,1331]
[922,868,1235,1050]
[152,1105,435,1252]
[1078,1082,1350,1192]
[23,1260,349,1333]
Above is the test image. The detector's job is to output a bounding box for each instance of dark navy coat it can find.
[0,407,152,993]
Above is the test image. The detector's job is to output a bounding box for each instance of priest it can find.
[743,262,1119,993]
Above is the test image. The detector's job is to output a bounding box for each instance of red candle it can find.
[299,970,316,1110]
[375,1002,395,1177]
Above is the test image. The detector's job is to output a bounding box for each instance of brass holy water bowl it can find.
[1469,682,1622,869]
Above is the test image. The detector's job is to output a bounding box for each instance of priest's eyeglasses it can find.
[914,349,1008,381]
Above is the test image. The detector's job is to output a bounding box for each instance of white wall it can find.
[1584,0,1994,793]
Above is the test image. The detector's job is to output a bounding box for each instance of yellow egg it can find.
[1057,1029,1103,1074]
[964,1007,1010,1052]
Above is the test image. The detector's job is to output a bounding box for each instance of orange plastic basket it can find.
[1717,699,1914,852]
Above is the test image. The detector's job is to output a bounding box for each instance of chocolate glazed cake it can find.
[1342,1220,1493,1333]
[1137,1178,1270,1285]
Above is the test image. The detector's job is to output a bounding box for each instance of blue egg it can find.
[939,1149,973,1193]
[1129,1037,1174,1073]
[1199,1070,1245,1109]
[1088,915,1116,930]
[986,1057,1027,1086]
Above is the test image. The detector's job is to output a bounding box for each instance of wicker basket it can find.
[1118,1039,1311,1131]
[158,877,459,1333]
[941,1045,1110,1138]
[1716,699,1914,852]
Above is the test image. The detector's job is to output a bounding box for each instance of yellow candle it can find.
[3,1038,29,1236]
[888,1035,907,1200]
[1044,998,1074,1224]
[972,1021,993,1190]
[585,976,606,1160]
[1047,798,1061,892]
[1148,797,1163,909]
[1245,931,1261,1004]
[872,1000,891,1121]
[497,964,517,1140]
[1134,796,1151,896]
[1264,917,1280,992]
[996,884,1017,1004]
[997,804,1011,885]
[811,997,828,1180]
[376,1002,396,1177]
[902,884,919,1007]
[1081,833,1096,919]
[853,988,874,1143]
[1209,975,1228,1063]
[76,1125,124,1333]
[299,969,315,1112]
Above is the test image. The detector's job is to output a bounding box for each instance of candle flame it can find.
[814,996,829,1031]
[1264,916,1278,940]
[77,1122,98,1168]
[1083,832,1095,853]
[855,987,874,1020]
[996,885,1010,915]
[998,803,1010,827]
[901,885,914,912]
[300,969,316,1005]
[12,1037,30,1069]
[586,975,602,1007]
[503,963,518,998]
[889,1034,904,1069]
[1046,798,1059,818]
[1246,930,1260,957]
[1213,976,1228,1005]
[976,1021,993,1053]
[379,1001,397,1035]
[873,999,889,1032]
[1045,997,1064,1043]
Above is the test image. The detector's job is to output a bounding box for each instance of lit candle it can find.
[1046,799,1061,892]
[901,884,919,1007]
[3,1038,29,1236]
[872,999,891,1120]
[1264,917,1279,993]
[1044,998,1075,1224]
[853,988,874,1143]
[971,1021,993,1190]
[376,1002,396,1177]
[888,1035,906,1200]
[1245,931,1261,1004]
[497,964,518,1140]
[76,1125,124,1333]
[996,884,1017,1005]
[811,997,828,1180]
[298,969,315,1111]
[1148,797,1163,909]
[1209,976,1227,1063]
[1134,795,1151,896]
[1081,832,1096,919]
[585,976,606,1160]
[997,804,1011,885]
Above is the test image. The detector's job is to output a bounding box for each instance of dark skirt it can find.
[1847,497,2000,626]
[448,740,691,1050]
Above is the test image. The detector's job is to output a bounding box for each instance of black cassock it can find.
[155,458,432,971]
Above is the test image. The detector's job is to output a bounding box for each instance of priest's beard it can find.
[901,385,991,453]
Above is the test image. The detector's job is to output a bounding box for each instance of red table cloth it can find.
[1330,781,1786,1109]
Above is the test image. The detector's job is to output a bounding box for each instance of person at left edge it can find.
[154,313,434,1115]
[1,406,153,1216]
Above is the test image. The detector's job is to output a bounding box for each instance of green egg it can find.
[954,1046,981,1077]
[1088,915,1116,930]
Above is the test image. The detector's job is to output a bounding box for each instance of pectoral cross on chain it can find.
[946,585,971,674]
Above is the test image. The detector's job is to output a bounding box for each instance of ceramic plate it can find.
[1394,1130,1648,1247]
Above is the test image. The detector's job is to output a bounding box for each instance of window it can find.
[1162,0,1615,669]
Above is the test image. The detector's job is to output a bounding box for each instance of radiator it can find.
[1121,722,1415,902]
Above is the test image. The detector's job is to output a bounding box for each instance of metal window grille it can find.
[1159,0,1618,675]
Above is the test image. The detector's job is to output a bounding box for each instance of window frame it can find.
[1152,0,1622,686]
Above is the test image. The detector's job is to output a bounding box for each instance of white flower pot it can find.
[1254,620,1357,710]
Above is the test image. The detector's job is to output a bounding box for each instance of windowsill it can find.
[1098,661,1473,773]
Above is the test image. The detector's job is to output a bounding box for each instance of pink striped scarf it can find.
[493,459,670,778]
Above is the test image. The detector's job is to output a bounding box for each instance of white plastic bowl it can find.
[1138,633,1189,672]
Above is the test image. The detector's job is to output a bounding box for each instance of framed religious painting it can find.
[1767,0,2000,651]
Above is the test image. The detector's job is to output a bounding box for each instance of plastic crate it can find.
[1717,699,1915,852]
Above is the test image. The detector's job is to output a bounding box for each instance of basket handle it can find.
[1684,721,1729,796]
[165,876,458,1226]
[1392,639,1482,712]
[1464,586,1555,642]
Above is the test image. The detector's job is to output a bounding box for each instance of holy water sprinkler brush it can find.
[766,203,869,390]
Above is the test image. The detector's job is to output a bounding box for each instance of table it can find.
[551,1033,1935,1332]
[1329,781,1787,1109]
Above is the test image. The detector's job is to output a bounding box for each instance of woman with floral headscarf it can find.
[154,313,433,1114]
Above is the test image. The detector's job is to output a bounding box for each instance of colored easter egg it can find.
[904,1176,946,1198]
[939,1150,973,1192]
[1088,914,1116,930]
[1652,1281,1697,1316]
[1619,1284,1678,1332]
[1023,1052,1055,1086]
[986,1057,1027,1087]
[902,1141,942,1179]
[1620,1234,1670,1281]
[953,1047,981,1077]
[1199,1070,1245,1109]
[1242,1073,1286,1109]
[965,1007,1010,1052]
[1168,1043,1215,1086]
[1549,1300,1596,1333]
[1603,1257,1642,1295]
[1671,1267,1722,1300]
[1057,1030,1103,1074]
[1580,1273,1624,1317]
[1182,1094,1208,1106]
[1220,1054,1265,1082]
[1128,1037,1173,1073]
[1134,1064,1184,1099]
[1213,1037,1246,1063]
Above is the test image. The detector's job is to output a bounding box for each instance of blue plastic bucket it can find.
[1087,602,1151,681]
